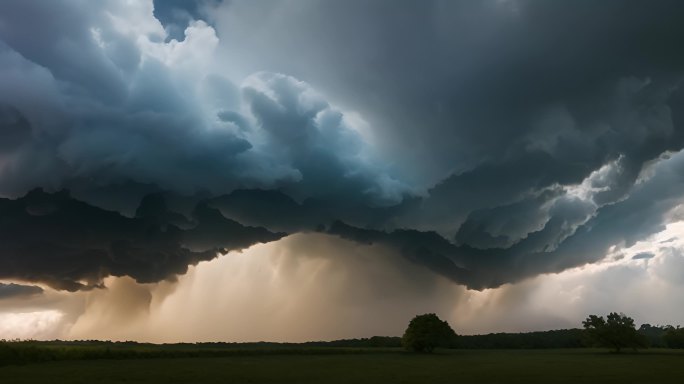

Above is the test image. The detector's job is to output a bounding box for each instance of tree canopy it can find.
[582,312,646,352]
[402,313,457,353]
[663,326,684,348]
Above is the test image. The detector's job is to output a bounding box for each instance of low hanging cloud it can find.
[327,150,684,289]
[0,189,284,291]
[0,283,43,300]
[4,227,682,342]
[1,0,684,295]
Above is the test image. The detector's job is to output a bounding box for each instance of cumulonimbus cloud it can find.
[1,0,684,292]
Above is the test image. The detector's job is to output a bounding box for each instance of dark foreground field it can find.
[2,349,684,384]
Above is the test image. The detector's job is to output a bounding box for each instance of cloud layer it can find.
[0,189,283,291]
[1,0,684,299]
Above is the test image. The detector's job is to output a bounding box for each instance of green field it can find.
[2,349,684,384]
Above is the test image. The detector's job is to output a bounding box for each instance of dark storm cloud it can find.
[153,0,222,40]
[2,0,684,290]
[0,0,405,203]
[214,0,684,182]
[206,188,416,234]
[0,283,43,299]
[328,148,684,289]
[0,189,284,291]
[241,72,411,205]
[213,0,684,239]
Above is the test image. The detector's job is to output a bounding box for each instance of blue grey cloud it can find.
[0,0,407,206]
[632,252,655,260]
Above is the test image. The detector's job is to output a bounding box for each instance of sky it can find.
[1,0,684,342]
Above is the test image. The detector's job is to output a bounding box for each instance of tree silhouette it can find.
[582,312,646,352]
[402,313,457,353]
[663,326,684,348]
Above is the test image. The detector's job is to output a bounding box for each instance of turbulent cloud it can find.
[2,0,684,300]
[0,0,406,204]
[0,189,284,291]
[328,150,684,289]
[152,0,221,41]
[212,0,684,182]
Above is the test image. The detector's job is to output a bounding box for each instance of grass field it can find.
[1,349,684,384]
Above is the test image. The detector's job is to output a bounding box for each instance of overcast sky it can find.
[2,0,684,341]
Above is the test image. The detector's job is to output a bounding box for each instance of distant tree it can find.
[368,336,402,348]
[663,326,684,348]
[402,313,457,353]
[456,329,585,349]
[638,324,669,348]
[582,312,647,352]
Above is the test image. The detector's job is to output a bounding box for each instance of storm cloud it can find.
[2,0,684,293]
[0,283,43,299]
[0,189,283,291]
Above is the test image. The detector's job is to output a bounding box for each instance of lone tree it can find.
[582,312,646,352]
[402,313,457,353]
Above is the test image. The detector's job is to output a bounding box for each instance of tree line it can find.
[401,312,684,353]
[2,312,684,365]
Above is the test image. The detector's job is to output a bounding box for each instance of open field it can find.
[2,349,684,384]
